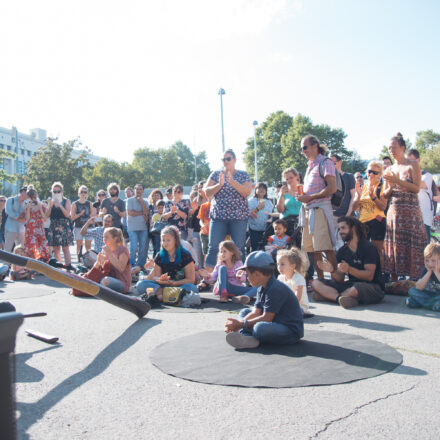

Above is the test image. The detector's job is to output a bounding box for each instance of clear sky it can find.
[1,0,439,170]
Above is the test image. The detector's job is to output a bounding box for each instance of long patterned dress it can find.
[25,206,50,261]
[384,185,425,279]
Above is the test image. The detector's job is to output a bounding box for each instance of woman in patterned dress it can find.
[204,149,252,268]
[24,188,50,261]
[383,133,425,280]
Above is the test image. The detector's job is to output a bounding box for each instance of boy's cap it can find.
[237,251,275,271]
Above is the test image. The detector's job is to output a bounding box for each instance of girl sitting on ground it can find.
[199,240,257,304]
[277,248,309,313]
[10,245,33,281]
[95,227,131,294]
[135,226,198,302]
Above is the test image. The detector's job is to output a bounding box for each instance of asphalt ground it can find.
[3,269,440,440]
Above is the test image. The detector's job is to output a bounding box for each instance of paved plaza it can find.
[4,273,440,440]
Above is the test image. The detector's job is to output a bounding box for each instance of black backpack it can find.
[319,157,346,209]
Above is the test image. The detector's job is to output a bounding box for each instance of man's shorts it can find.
[74,227,93,241]
[302,208,333,252]
[319,279,384,305]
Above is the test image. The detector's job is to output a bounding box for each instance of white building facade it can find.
[0,125,101,195]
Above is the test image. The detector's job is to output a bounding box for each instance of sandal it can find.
[220,294,229,303]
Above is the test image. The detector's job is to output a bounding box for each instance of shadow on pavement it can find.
[16,317,161,439]
[306,314,410,332]
[16,346,61,383]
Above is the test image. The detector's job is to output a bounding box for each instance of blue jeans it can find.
[249,228,265,252]
[407,287,440,311]
[217,265,257,298]
[191,231,203,268]
[238,308,301,344]
[128,230,148,269]
[205,219,248,267]
[101,276,125,293]
[136,279,198,295]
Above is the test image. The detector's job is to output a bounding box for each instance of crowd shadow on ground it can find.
[16,317,161,439]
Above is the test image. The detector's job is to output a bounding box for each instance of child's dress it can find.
[278,272,309,312]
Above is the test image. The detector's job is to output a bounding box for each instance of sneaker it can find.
[64,264,75,272]
[312,291,326,302]
[338,296,359,309]
[231,295,250,305]
[226,332,260,349]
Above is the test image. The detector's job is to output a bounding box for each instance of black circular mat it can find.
[0,281,56,300]
[150,330,402,388]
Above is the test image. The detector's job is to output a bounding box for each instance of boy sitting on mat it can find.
[224,251,304,349]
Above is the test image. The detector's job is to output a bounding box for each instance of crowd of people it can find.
[1,133,439,347]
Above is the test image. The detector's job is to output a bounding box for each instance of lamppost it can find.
[253,120,258,183]
[218,88,226,152]
[194,153,198,184]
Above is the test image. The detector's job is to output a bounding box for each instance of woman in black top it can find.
[46,182,74,270]
[71,185,96,260]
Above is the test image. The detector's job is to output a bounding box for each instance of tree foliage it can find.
[417,129,440,173]
[244,112,357,183]
[26,138,91,199]
[0,149,18,192]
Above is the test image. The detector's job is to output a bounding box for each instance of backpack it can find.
[319,157,346,209]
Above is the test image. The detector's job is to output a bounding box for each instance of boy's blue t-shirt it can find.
[254,276,304,337]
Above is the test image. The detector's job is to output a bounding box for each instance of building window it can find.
[27,150,31,156]
[20,149,24,155]
[11,137,15,143]
[17,160,24,174]
[14,147,17,153]
[7,146,11,151]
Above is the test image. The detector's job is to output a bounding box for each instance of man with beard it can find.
[311,216,384,308]
[99,183,126,230]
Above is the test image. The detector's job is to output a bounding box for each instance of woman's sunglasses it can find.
[367,170,380,175]
[222,157,233,162]
[53,190,62,194]
[98,193,106,197]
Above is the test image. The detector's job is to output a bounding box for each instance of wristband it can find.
[243,320,248,331]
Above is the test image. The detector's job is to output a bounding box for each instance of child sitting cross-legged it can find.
[277,248,310,314]
[199,240,257,305]
[406,243,440,312]
[224,251,304,349]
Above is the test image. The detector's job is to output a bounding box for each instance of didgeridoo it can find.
[0,250,150,319]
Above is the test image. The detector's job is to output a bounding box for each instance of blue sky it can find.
[1,0,439,170]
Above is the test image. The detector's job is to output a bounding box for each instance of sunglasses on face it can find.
[301,145,309,151]
[98,193,106,197]
[174,190,182,194]
[222,157,233,162]
[80,191,88,194]
[53,190,61,194]
[0,200,6,202]
[367,170,380,176]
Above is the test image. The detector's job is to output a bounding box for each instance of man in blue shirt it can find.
[5,187,28,252]
[225,251,304,349]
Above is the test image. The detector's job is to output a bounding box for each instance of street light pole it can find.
[194,154,198,184]
[253,120,258,183]
[218,88,226,152]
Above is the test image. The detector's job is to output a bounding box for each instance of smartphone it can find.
[33,201,38,205]
[95,217,103,222]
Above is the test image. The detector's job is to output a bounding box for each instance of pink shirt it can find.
[111,245,132,293]
[303,154,336,207]
[207,261,246,293]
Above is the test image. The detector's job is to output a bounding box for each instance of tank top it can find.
[73,200,91,227]
[50,198,69,220]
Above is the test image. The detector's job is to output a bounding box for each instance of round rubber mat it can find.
[0,281,56,300]
[150,330,402,388]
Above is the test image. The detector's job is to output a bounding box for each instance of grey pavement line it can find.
[392,346,440,359]
[309,384,417,439]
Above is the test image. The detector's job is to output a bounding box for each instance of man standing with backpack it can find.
[297,135,338,279]
[407,149,437,244]
[330,154,355,248]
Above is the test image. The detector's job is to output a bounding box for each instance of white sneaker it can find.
[226,332,260,349]
[231,295,250,305]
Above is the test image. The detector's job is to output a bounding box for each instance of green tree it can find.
[243,111,293,184]
[83,159,141,195]
[26,138,91,199]
[416,129,440,152]
[0,149,18,193]
[420,144,440,174]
